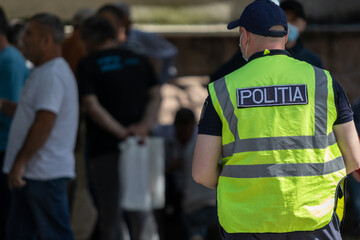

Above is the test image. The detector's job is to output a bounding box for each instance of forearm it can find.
[333,121,360,174]
[8,111,56,189]
[140,86,161,129]
[128,87,161,137]
[14,111,55,165]
[84,96,127,139]
[193,163,221,189]
[0,99,17,117]
[192,134,222,189]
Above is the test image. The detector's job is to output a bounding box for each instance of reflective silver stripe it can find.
[222,132,337,158]
[314,66,328,135]
[213,65,331,157]
[213,77,240,141]
[220,156,345,178]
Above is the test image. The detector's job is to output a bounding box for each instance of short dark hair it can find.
[280,0,306,20]
[113,2,130,19]
[7,21,26,47]
[80,16,116,45]
[0,7,8,35]
[174,108,195,126]
[97,4,127,22]
[30,13,64,44]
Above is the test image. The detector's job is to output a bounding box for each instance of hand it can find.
[117,127,129,140]
[8,161,27,189]
[128,123,149,138]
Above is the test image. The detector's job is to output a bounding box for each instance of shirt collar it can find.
[248,49,291,62]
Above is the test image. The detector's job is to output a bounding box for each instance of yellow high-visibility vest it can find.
[208,51,346,233]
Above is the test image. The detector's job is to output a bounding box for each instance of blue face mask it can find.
[287,23,299,43]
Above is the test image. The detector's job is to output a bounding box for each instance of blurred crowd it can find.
[0,1,359,240]
[0,2,217,240]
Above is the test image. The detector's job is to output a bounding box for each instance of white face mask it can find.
[239,33,249,62]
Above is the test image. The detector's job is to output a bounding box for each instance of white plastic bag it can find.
[119,136,165,211]
[148,137,165,209]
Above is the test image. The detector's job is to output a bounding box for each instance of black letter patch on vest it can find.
[236,84,308,108]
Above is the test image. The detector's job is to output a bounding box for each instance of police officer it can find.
[192,0,360,239]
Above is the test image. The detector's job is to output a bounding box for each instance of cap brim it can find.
[227,19,241,30]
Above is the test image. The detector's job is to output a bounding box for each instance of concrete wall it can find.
[2,0,360,24]
[1,0,250,23]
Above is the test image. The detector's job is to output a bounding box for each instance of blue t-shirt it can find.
[0,46,29,151]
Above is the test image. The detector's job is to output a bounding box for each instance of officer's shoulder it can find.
[287,55,318,70]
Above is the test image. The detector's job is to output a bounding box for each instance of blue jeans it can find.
[0,152,11,240]
[6,178,74,240]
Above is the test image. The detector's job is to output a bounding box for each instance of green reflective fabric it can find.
[209,55,346,233]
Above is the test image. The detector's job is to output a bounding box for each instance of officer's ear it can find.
[284,29,289,45]
[240,27,250,44]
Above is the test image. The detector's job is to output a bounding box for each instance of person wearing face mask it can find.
[193,0,360,239]
[281,0,323,68]
[210,0,323,83]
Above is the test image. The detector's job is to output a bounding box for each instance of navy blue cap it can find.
[227,0,288,37]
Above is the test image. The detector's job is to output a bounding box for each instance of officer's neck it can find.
[247,36,286,59]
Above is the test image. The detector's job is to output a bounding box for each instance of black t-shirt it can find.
[78,47,159,157]
[199,52,353,136]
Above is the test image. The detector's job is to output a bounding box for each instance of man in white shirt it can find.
[0,13,78,240]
